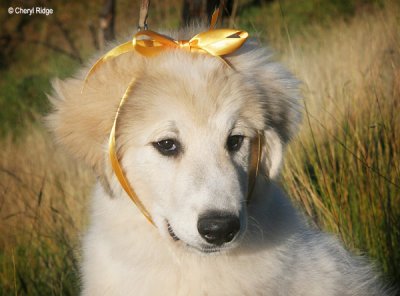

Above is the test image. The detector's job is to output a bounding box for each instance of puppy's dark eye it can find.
[153,139,180,156]
[226,135,244,152]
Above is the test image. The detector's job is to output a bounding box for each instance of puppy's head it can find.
[47,38,300,253]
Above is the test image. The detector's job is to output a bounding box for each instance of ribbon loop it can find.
[191,29,248,56]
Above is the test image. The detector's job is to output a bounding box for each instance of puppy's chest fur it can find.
[80,183,363,296]
[81,184,270,295]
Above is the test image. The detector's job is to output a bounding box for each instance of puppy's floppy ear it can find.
[228,44,301,178]
[257,61,301,179]
[242,50,301,179]
[261,129,283,179]
[46,77,114,175]
[232,42,302,178]
[46,53,143,175]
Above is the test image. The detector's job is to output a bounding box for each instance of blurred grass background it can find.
[0,0,399,294]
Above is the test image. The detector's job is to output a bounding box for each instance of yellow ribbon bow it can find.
[83,10,259,227]
[84,31,248,85]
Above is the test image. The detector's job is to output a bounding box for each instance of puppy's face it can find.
[48,45,300,254]
[117,53,265,253]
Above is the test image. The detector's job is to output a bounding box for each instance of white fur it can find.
[47,29,392,296]
[81,181,389,295]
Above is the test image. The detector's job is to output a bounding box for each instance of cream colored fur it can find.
[47,30,391,295]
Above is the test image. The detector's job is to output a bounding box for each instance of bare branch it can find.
[8,36,82,62]
[53,17,83,63]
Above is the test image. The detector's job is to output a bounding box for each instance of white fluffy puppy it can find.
[47,27,391,295]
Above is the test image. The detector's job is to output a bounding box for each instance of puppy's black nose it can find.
[197,212,240,246]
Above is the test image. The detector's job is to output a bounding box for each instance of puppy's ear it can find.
[258,61,301,179]
[228,45,302,179]
[46,53,143,175]
[258,62,301,179]
[46,77,113,174]
[261,129,283,179]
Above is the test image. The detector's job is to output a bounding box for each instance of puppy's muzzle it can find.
[197,212,240,246]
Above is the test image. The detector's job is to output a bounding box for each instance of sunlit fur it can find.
[47,28,391,295]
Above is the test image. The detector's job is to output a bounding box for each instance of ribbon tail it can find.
[197,45,234,69]
[209,8,220,30]
[247,131,262,204]
[109,78,155,225]
[82,41,135,93]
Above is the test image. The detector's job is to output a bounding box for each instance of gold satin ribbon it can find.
[83,12,248,85]
[84,10,261,226]
[247,132,262,204]
[109,78,155,225]
[133,29,248,57]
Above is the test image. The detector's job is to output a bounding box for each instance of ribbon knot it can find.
[178,40,190,49]
[133,29,248,57]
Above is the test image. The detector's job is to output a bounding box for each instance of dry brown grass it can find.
[280,2,400,282]
[0,126,93,294]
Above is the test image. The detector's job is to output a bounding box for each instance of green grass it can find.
[1,237,80,295]
[0,51,81,136]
